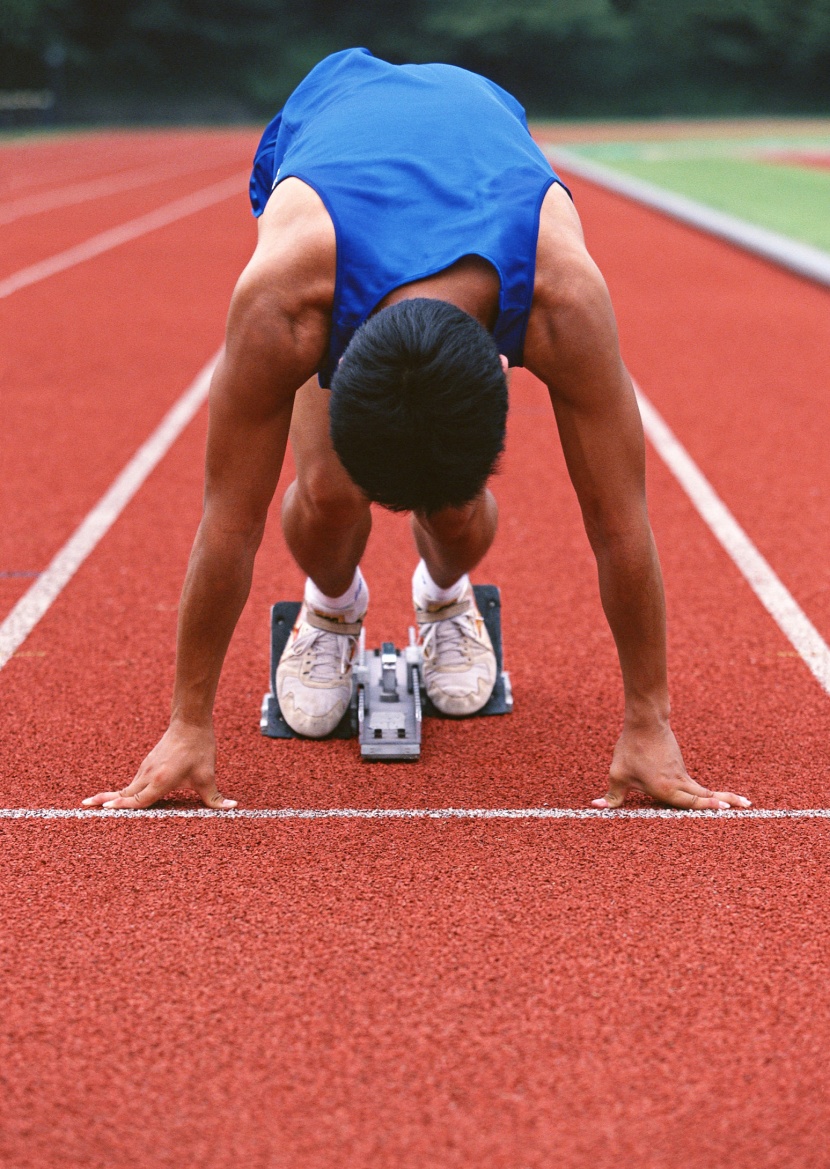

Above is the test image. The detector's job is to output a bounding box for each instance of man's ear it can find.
[499,354,509,374]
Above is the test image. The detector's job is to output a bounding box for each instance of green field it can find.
[570,139,830,252]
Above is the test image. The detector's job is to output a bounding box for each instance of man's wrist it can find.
[169,708,214,734]
[623,695,671,731]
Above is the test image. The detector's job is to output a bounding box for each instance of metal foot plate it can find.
[260,585,513,755]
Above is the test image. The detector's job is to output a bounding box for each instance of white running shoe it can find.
[276,603,365,737]
[414,580,497,716]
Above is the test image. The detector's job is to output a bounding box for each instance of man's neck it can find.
[377,255,501,331]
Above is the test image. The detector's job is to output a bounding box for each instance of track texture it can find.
[770,152,830,170]
[2,820,829,1168]
[1,132,829,1167]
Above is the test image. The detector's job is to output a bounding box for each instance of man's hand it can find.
[592,721,751,811]
[82,721,236,811]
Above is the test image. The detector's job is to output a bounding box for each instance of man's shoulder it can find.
[525,183,606,380]
[230,179,335,379]
[252,178,337,318]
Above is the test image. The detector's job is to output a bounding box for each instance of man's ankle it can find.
[412,559,467,606]
[305,567,369,621]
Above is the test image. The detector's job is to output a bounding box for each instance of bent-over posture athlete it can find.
[84,49,750,812]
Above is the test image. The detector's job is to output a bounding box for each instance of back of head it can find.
[330,298,508,513]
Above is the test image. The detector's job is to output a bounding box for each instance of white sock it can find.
[305,567,368,620]
[412,559,467,607]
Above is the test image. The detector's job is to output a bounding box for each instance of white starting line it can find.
[1,807,828,821]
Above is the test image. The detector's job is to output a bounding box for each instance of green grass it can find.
[575,151,830,252]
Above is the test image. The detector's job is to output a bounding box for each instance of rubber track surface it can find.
[1,133,829,1167]
[770,152,830,170]
[0,128,253,200]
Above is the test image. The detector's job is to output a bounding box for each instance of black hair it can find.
[329,298,508,513]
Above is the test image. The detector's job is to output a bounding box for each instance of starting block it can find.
[260,584,513,761]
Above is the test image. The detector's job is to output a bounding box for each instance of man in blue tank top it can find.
[84,50,749,815]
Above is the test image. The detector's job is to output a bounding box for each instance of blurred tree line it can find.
[2,0,830,121]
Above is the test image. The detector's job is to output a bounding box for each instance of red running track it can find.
[0,128,255,201]
[767,151,830,170]
[1,132,829,1167]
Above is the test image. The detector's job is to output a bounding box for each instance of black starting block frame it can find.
[260,584,512,756]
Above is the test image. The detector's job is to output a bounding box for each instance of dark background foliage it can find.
[2,0,829,122]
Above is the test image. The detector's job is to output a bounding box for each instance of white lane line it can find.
[0,160,246,227]
[0,173,246,300]
[546,146,830,288]
[0,807,827,820]
[0,354,219,670]
[635,385,830,694]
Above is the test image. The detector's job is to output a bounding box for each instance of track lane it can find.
[0,193,254,621]
[1,139,827,804]
[1,367,828,812]
[557,170,830,647]
[0,156,255,228]
[1,132,257,622]
[2,818,828,1168]
[0,128,255,199]
[3,131,830,1167]
[0,173,247,300]
[0,159,252,279]
[0,356,217,669]
[770,152,830,170]
[635,384,830,693]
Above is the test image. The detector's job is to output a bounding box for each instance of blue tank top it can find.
[249,48,564,386]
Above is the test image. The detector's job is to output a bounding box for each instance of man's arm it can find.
[83,247,327,810]
[525,195,749,809]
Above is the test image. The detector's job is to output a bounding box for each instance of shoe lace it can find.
[421,610,477,669]
[293,625,356,682]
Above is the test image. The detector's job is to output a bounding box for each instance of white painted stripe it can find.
[0,173,246,300]
[546,146,830,288]
[0,355,219,669]
[0,160,244,227]
[635,385,830,693]
[0,806,827,820]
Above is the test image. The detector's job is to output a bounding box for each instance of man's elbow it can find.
[582,503,652,560]
[545,252,614,339]
[227,275,285,356]
[199,502,268,553]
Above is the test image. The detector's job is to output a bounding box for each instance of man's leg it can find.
[282,376,372,596]
[410,490,499,716]
[411,489,498,589]
[277,376,372,737]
